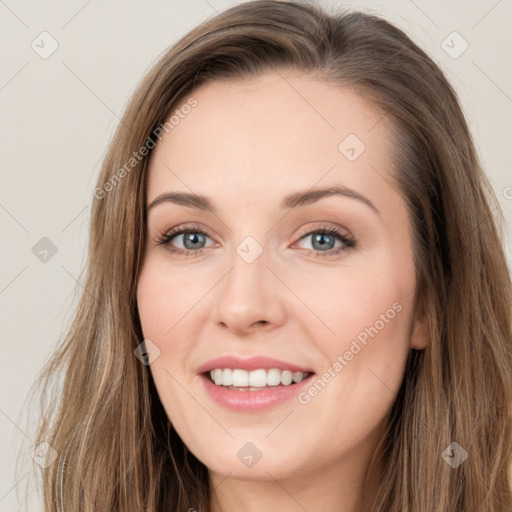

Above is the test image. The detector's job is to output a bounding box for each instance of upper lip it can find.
[197,355,314,374]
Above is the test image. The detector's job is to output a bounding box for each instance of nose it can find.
[213,247,287,336]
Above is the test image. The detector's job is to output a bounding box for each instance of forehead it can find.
[146,70,397,210]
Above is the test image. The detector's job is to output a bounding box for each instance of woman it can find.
[28,1,512,510]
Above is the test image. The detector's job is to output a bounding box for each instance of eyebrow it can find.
[147,186,379,215]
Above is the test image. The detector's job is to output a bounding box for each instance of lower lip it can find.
[199,373,314,412]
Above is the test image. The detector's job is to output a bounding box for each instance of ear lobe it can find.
[410,306,429,350]
[411,319,428,350]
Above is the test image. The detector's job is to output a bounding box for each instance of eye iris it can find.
[183,232,205,249]
[312,233,334,250]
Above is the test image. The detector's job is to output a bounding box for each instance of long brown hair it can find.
[24,1,511,510]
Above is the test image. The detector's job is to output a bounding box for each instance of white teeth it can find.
[213,369,223,386]
[222,368,233,386]
[232,369,249,387]
[267,368,281,386]
[292,372,303,383]
[280,370,293,385]
[208,368,310,388]
[249,369,267,387]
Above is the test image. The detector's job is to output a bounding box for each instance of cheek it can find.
[294,253,415,424]
[136,261,202,428]
[136,257,215,411]
[136,257,210,343]
[292,250,414,350]
[292,287,413,458]
[329,272,413,358]
[293,248,415,399]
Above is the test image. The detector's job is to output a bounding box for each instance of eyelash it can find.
[154,223,356,259]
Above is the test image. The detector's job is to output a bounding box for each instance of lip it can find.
[199,371,314,412]
[196,355,314,374]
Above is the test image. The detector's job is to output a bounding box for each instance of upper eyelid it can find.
[163,223,350,239]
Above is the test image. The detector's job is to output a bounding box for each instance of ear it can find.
[410,297,429,350]
[410,315,428,350]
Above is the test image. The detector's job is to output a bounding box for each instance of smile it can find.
[208,368,311,389]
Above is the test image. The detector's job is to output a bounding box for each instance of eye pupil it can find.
[312,233,334,250]
[184,232,205,249]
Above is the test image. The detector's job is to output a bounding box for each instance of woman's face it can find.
[137,69,427,485]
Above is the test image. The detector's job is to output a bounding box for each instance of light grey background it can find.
[1,0,511,509]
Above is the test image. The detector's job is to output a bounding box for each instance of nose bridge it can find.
[213,237,286,332]
[229,240,267,293]
[222,242,269,309]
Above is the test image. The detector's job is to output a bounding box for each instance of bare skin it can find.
[136,69,428,512]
